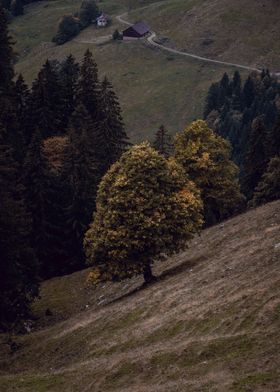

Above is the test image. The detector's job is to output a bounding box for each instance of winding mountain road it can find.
[116,9,261,73]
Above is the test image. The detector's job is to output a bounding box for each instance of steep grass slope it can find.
[130,0,280,70]
[0,200,280,391]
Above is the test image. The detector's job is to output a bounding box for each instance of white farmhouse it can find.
[97,13,108,27]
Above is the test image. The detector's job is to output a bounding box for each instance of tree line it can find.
[204,70,280,203]
[53,0,100,45]
[0,7,128,330]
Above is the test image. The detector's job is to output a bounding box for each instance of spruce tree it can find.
[23,130,48,272]
[0,6,14,96]
[0,124,39,330]
[95,76,129,176]
[267,113,280,159]
[30,60,63,138]
[15,74,31,146]
[10,0,23,16]
[59,54,80,127]
[0,7,22,158]
[77,49,100,120]
[41,165,75,277]
[204,82,220,118]
[251,156,280,206]
[65,104,99,266]
[243,76,255,108]
[152,124,173,158]
[242,116,268,199]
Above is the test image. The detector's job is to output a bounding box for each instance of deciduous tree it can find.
[84,143,203,284]
[175,120,244,226]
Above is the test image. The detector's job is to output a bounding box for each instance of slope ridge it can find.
[0,201,280,391]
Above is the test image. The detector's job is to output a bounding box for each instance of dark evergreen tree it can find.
[30,60,64,138]
[77,49,100,120]
[59,54,80,128]
[0,7,22,157]
[79,0,99,28]
[41,166,75,277]
[152,124,173,158]
[15,74,31,146]
[204,82,220,118]
[52,15,80,45]
[10,0,23,16]
[0,7,14,96]
[251,156,280,206]
[23,130,48,272]
[243,76,255,108]
[0,124,39,330]
[218,73,231,107]
[267,113,280,159]
[242,116,268,199]
[95,77,129,175]
[65,105,99,265]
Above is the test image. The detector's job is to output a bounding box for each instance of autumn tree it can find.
[174,120,244,226]
[84,143,203,284]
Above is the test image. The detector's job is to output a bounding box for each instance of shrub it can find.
[53,15,80,45]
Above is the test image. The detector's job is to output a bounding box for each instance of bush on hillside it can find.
[112,29,122,40]
[84,142,203,284]
[79,0,99,28]
[52,15,80,45]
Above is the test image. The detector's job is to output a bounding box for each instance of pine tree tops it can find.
[0,6,14,95]
[96,76,129,174]
[84,142,203,284]
[78,49,100,119]
[30,60,64,138]
[175,120,245,226]
[153,125,173,158]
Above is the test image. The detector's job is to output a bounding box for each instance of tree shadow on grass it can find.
[106,254,207,306]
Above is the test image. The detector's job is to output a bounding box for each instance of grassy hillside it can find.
[10,0,251,142]
[130,0,280,70]
[10,0,280,142]
[1,200,280,391]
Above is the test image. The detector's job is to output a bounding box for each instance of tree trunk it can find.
[143,263,156,284]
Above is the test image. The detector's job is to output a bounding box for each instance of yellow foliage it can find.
[84,142,204,283]
[174,120,245,225]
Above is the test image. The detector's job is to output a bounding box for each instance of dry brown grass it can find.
[0,201,280,391]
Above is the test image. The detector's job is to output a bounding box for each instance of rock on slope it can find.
[0,200,280,391]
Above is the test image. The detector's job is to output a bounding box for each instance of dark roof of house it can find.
[126,21,150,35]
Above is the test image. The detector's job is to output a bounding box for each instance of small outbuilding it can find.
[122,21,150,39]
[97,13,109,27]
